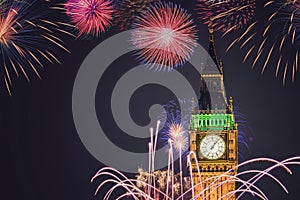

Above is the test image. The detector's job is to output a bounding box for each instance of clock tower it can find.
[188,23,238,200]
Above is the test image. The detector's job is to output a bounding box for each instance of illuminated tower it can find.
[189,23,238,200]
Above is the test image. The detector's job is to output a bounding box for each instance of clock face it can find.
[199,135,225,160]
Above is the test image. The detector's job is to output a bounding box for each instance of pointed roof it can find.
[202,21,223,74]
[198,22,227,111]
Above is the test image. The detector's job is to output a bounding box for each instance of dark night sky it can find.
[0,0,300,199]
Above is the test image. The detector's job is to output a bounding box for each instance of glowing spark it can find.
[131,2,198,71]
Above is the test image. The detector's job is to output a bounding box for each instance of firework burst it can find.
[113,0,159,31]
[260,0,299,83]
[64,0,113,37]
[0,0,69,95]
[158,99,193,152]
[131,2,198,71]
[227,0,300,84]
[234,109,254,161]
[197,0,256,34]
[168,123,188,152]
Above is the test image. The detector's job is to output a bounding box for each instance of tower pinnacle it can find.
[208,21,222,74]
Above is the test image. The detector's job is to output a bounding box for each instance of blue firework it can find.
[234,109,255,161]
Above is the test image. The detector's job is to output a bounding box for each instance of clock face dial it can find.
[199,135,225,160]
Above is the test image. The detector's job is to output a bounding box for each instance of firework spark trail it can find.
[92,122,300,199]
[192,157,296,200]
[92,167,157,199]
[196,0,256,34]
[167,123,189,199]
[113,0,159,31]
[192,164,287,200]
[63,0,113,37]
[169,124,188,199]
[188,158,286,199]
[0,0,69,95]
[235,157,300,199]
[196,0,215,25]
[227,0,300,84]
[191,176,268,200]
[92,157,300,200]
[131,2,198,71]
[187,151,204,199]
[263,0,300,83]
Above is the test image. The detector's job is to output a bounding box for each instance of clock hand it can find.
[210,139,219,150]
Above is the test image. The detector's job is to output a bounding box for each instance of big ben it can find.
[189,23,238,200]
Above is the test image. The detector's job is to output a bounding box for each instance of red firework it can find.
[131,2,198,71]
[64,0,113,37]
[197,0,256,34]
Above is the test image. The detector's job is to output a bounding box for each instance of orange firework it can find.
[227,0,300,84]
[0,0,69,95]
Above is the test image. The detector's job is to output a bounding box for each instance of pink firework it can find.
[197,0,256,34]
[64,0,113,37]
[131,2,198,71]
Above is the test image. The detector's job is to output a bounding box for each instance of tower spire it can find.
[208,20,222,74]
[198,21,227,110]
